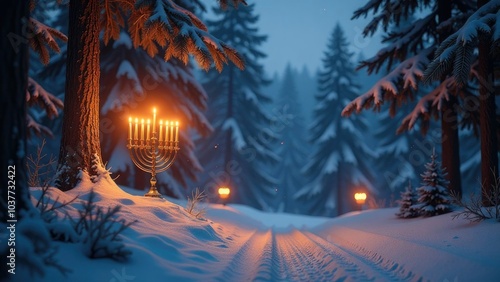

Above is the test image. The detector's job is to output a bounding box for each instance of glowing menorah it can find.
[127,108,179,198]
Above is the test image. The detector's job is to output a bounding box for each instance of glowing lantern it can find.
[354,193,367,205]
[218,187,231,200]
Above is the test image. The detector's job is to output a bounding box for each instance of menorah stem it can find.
[144,135,162,198]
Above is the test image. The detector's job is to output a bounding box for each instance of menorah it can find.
[127,108,179,198]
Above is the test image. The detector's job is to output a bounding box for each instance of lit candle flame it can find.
[175,121,179,142]
[147,119,151,142]
[159,120,163,142]
[141,119,145,141]
[134,118,139,140]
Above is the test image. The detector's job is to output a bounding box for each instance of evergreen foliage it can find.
[396,180,419,218]
[416,149,452,216]
[197,3,278,211]
[343,0,475,200]
[273,64,307,213]
[100,1,212,197]
[296,24,374,216]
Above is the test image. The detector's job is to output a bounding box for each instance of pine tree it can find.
[1,0,31,221]
[416,149,452,216]
[297,24,375,216]
[99,1,212,198]
[56,0,245,191]
[274,64,307,213]
[424,0,500,205]
[342,0,477,199]
[197,3,278,211]
[396,180,419,218]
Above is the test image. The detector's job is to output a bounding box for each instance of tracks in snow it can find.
[214,228,417,281]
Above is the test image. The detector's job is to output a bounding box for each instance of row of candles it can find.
[128,108,179,144]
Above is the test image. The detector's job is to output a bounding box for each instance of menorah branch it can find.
[128,109,180,198]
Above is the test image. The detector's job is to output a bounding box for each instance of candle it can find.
[128,117,132,142]
[134,118,138,140]
[175,121,179,142]
[170,121,174,142]
[141,119,144,141]
[159,120,163,142]
[153,108,156,134]
[165,120,168,143]
[147,119,150,142]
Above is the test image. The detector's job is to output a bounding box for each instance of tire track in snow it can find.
[302,230,417,281]
[214,227,419,281]
[215,230,273,281]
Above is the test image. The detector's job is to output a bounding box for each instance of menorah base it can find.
[144,188,162,198]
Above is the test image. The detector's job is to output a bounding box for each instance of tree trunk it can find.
[337,165,343,216]
[57,0,102,191]
[438,0,462,199]
[0,0,31,221]
[478,0,499,206]
[224,66,235,190]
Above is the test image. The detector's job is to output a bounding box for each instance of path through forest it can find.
[211,227,418,281]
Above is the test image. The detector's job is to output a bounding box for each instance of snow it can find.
[222,118,247,150]
[11,178,500,281]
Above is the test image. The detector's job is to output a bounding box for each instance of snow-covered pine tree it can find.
[28,2,68,158]
[396,180,419,218]
[99,0,212,198]
[416,149,452,216]
[296,24,375,217]
[424,0,500,206]
[273,64,307,213]
[197,3,279,211]
[342,0,478,199]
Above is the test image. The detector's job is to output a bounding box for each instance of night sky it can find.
[215,1,385,75]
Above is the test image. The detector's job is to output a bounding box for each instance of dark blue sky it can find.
[206,1,383,76]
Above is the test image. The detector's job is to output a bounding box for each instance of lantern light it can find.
[218,187,231,200]
[354,192,367,205]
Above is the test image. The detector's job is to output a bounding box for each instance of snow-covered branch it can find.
[397,77,455,135]
[424,0,500,85]
[29,18,67,65]
[26,78,63,138]
[27,77,64,119]
[342,48,432,117]
[127,0,244,71]
[359,13,436,73]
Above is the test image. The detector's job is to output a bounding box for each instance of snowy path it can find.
[210,228,417,281]
[24,186,500,282]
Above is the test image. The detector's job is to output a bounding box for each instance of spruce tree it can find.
[197,3,278,211]
[396,180,419,218]
[297,24,374,216]
[416,149,452,216]
[342,0,478,199]
[424,0,499,205]
[274,64,307,213]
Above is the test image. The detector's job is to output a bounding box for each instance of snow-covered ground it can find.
[11,179,500,281]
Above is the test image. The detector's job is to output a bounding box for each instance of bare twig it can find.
[26,139,57,187]
[186,188,206,219]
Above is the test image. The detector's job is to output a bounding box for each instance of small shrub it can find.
[396,180,419,218]
[415,149,452,216]
[35,185,79,242]
[71,191,136,261]
[186,188,206,219]
[451,171,500,222]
